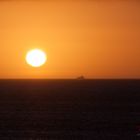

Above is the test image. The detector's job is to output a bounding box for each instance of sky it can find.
[0,0,140,79]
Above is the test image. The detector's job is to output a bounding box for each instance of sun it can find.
[26,49,47,67]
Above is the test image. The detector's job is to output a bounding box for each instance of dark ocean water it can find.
[0,80,139,139]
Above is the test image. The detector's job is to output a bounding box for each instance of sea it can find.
[0,79,139,139]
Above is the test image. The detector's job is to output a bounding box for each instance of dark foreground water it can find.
[0,79,139,139]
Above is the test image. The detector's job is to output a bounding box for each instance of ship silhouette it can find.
[76,76,85,80]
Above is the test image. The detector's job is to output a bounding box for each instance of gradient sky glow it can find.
[0,0,140,79]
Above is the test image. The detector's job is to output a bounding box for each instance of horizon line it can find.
[0,78,140,80]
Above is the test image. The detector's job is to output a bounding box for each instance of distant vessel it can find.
[76,76,85,80]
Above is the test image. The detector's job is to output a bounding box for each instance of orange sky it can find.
[0,1,140,79]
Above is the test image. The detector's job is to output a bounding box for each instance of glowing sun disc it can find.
[26,49,47,67]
